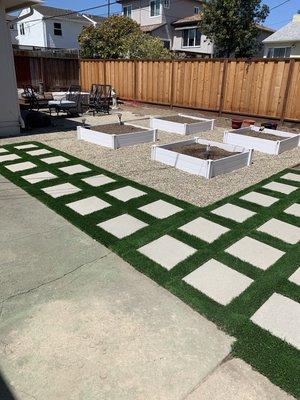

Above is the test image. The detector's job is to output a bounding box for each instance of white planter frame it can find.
[150,114,215,135]
[223,126,300,155]
[77,123,158,149]
[151,138,253,179]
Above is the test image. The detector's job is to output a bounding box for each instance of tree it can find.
[78,15,172,59]
[198,0,269,58]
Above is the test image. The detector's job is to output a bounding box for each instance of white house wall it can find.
[17,8,46,46]
[172,29,213,54]
[44,18,87,49]
[264,41,300,58]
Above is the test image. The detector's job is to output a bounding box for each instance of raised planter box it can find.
[77,123,157,149]
[223,126,300,155]
[151,138,253,179]
[150,114,215,135]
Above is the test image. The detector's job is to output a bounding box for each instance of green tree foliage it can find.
[199,0,269,57]
[79,15,172,59]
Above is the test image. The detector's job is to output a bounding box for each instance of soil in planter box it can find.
[92,123,147,135]
[173,144,239,160]
[158,115,201,124]
[240,129,286,141]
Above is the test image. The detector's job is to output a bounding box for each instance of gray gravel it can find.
[1,108,299,207]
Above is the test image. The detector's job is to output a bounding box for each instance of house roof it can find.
[263,20,300,43]
[4,0,41,13]
[32,4,104,24]
[140,23,166,33]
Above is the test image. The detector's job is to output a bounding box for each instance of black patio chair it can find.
[92,84,112,115]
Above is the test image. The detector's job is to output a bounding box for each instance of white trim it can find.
[149,0,162,18]
[175,25,198,31]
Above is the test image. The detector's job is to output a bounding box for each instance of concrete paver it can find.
[82,174,115,187]
[98,213,148,238]
[14,143,38,150]
[66,196,110,215]
[211,203,256,223]
[5,161,36,172]
[59,164,91,175]
[281,172,300,182]
[22,171,57,184]
[179,216,229,243]
[240,192,278,207]
[41,155,69,164]
[42,183,81,198]
[26,148,51,156]
[263,182,297,195]
[289,268,300,285]
[139,199,182,219]
[284,204,300,217]
[257,218,300,244]
[0,153,20,162]
[107,185,146,202]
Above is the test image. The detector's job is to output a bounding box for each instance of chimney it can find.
[293,11,300,22]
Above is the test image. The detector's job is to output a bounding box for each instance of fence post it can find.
[218,59,228,116]
[134,59,138,101]
[280,59,295,124]
[169,60,175,109]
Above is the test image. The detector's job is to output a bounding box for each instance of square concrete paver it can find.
[257,218,300,244]
[138,235,196,270]
[82,174,115,187]
[26,149,51,156]
[5,161,36,172]
[0,148,8,153]
[14,144,38,150]
[281,172,300,183]
[107,186,146,202]
[66,196,110,216]
[263,181,297,195]
[240,192,278,207]
[212,204,256,223]
[289,268,300,285]
[97,214,148,238]
[184,259,253,305]
[0,154,21,163]
[22,171,57,184]
[179,216,229,243]
[139,200,182,219]
[42,183,81,199]
[226,236,284,270]
[59,164,91,175]
[251,293,300,350]
[41,155,69,164]
[284,203,300,218]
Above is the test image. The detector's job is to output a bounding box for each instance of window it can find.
[123,5,132,18]
[162,40,170,49]
[194,6,200,14]
[10,24,15,30]
[53,22,62,36]
[19,23,25,35]
[182,28,201,47]
[150,0,161,17]
[267,47,291,58]
[163,0,170,8]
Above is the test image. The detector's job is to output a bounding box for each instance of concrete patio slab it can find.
[41,155,70,164]
[59,164,91,175]
[5,161,36,172]
[66,196,110,216]
[211,204,256,223]
[26,148,52,156]
[226,236,284,270]
[257,218,300,244]
[42,183,81,198]
[179,216,229,243]
[82,174,115,187]
[185,358,295,400]
[138,235,196,270]
[263,182,297,195]
[240,192,278,207]
[97,213,148,238]
[251,293,300,350]
[0,153,20,162]
[138,199,182,219]
[14,144,38,150]
[107,185,147,202]
[284,203,300,218]
[0,177,234,400]
[183,259,253,306]
[289,268,300,285]
[281,172,300,183]
[22,171,57,184]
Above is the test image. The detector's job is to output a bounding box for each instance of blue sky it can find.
[41,0,298,29]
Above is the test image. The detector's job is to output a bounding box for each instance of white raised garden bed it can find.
[150,114,215,135]
[151,138,253,179]
[223,126,300,155]
[77,123,157,149]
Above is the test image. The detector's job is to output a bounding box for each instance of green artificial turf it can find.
[0,141,299,397]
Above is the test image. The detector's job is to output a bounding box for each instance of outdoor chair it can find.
[21,85,52,111]
[48,88,82,116]
[91,84,112,116]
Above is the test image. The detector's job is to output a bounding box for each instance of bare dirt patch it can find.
[92,123,147,135]
[173,143,239,160]
[240,129,288,141]
[158,115,200,124]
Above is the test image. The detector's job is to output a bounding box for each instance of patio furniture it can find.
[21,85,51,111]
[48,88,82,116]
[91,84,112,116]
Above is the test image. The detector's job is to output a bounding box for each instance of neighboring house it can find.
[263,12,300,58]
[17,5,103,49]
[6,14,19,44]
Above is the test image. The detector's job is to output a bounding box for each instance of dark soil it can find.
[92,123,147,135]
[239,128,286,141]
[173,144,239,160]
[158,115,200,124]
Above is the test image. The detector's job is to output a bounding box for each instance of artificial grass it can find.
[0,140,299,397]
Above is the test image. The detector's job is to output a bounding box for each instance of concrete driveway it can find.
[0,176,294,400]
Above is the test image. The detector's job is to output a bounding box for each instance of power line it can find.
[269,0,291,11]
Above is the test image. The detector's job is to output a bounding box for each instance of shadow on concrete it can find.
[0,371,16,400]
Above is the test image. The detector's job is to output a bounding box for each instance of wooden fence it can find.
[14,50,80,91]
[80,58,300,123]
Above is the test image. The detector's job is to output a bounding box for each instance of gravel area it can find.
[1,106,299,207]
